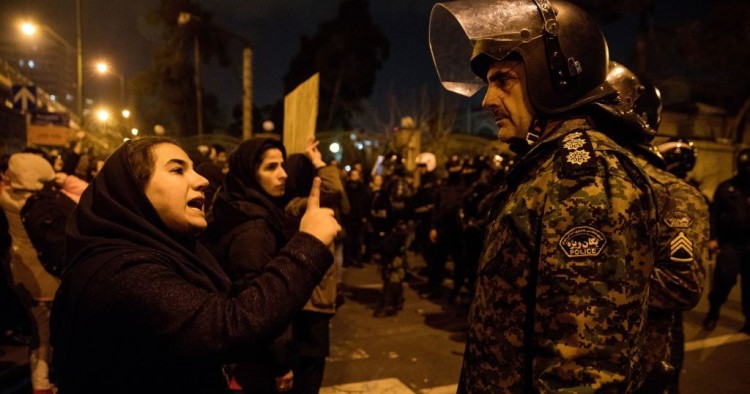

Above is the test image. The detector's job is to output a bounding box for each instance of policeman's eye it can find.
[489,71,517,91]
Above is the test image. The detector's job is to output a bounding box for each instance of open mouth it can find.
[187,197,205,211]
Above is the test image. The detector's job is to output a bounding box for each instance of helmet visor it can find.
[429,0,544,97]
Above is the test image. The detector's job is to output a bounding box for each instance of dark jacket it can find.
[204,138,296,386]
[711,175,750,247]
[50,141,332,394]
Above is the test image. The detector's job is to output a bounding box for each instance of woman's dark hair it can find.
[123,137,180,191]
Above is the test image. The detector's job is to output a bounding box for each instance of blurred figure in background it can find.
[423,155,465,301]
[343,168,368,268]
[411,152,439,281]
[196,143,229,207]
[0,153,60,394]
[702,148,750,335]
[369,153,412,317]
[284,139,345,393]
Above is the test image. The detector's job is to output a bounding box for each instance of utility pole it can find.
[242,46,252,140]
[193,34,204,141]
[178,12,204,142]
[76,0,84,124]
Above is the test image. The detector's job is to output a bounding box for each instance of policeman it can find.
[458,154,508,304]
[702,148,750,334]
[607,62,709,393]
[425,155,466,300]
[370,153,413,317]
[430,1,659,391]
[658,138,697,181]
[411,152,439,277]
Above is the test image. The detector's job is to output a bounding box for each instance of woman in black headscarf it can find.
[50,137,340,394]
[204,137,295,393]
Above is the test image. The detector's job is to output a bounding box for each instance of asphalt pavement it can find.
[1,256,748,393]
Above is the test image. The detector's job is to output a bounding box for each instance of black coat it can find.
[51,140,332,394]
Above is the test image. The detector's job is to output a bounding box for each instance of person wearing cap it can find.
[429,0,659,391]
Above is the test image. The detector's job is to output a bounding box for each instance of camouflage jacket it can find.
[458,118,658,393]
[636,157,708,381]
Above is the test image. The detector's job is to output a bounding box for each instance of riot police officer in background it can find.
[370,153,413,317]
[423,155,466,300]
[430,0,659,391]
[411,153,439,276]
[457,154,511,305]
[702,148,750,334]
[658,138,698,184]
[606,62,709,393]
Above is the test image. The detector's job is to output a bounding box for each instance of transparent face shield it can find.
[429,0,545,97]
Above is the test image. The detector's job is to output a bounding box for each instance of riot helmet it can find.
[415,152,437,172]
[657,138,697,178]
[606,61,643,113]
[430,0,615,115]
[635,81,662,131]
[446,154,464,173]
[382,152,406,177]
[595,61,657,144]
[489,152,515,184]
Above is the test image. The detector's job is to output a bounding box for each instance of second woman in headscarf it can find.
[204,137,296,393]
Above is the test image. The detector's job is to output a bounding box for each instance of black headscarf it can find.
[63,140,231,294]
[207,138,288,239]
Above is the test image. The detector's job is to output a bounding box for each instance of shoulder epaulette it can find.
[558,129,597,178]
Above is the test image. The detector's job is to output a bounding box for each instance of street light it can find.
[95,108,110,122]
[17,19,81,124]
[95,60,126,105]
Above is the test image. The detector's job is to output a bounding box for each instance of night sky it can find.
[0,0,713,124]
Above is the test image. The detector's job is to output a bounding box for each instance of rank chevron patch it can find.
[670,232,694,262]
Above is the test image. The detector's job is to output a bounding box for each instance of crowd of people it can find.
[1,0,749,393]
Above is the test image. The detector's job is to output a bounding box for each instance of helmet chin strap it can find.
[526,117,545,146]
[508,117,546,156]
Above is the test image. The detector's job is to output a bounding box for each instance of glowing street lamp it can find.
[95,60,125,104]
[20,22,38,36]
[18,19,81,123]
[131,128,139,136]
[122,109,131,119]
[95,108,110,122]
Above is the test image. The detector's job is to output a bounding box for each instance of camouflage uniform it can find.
[458,118,658,393]
[634,157,708,391]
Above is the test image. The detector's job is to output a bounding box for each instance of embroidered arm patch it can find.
[664,211,692,228]
[670,232,694,262]
[559,226,607,258]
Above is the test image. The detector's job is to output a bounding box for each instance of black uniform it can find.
[704,160,750,333]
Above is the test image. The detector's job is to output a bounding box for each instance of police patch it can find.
[664,211,692,228]
[670,232,694,262]
[559,226,607,258]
